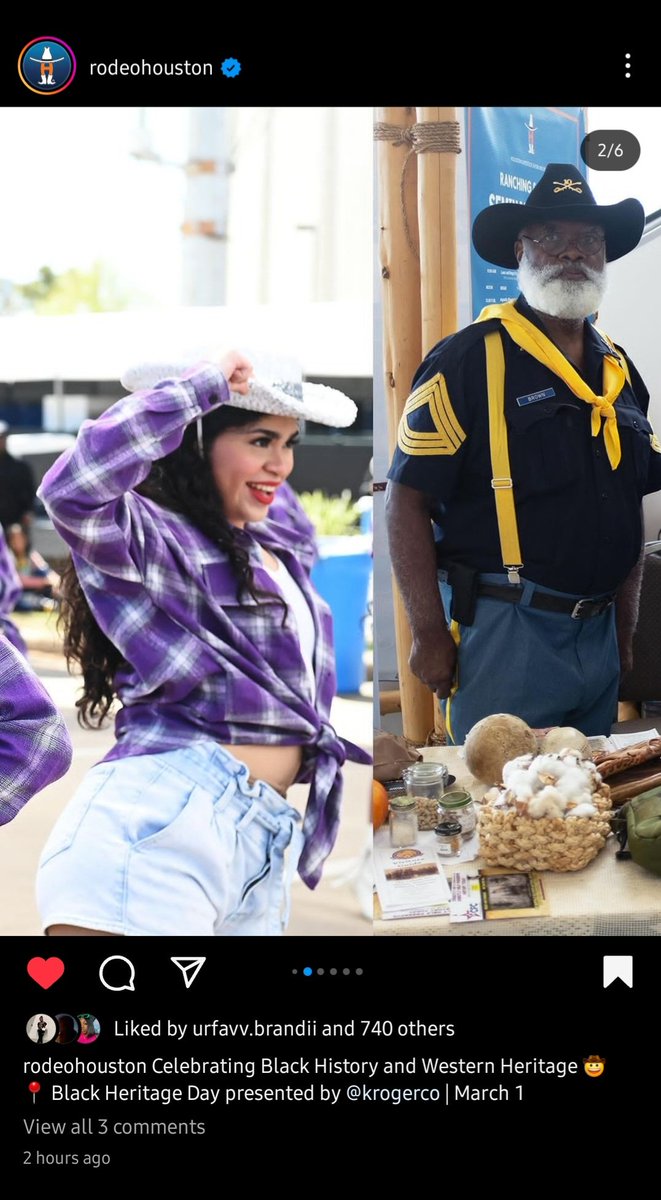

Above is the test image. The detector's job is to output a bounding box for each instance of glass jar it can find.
[389,796,419,847]
[402,762,448,831]
[438,789,477,839]
[434,819,463,858]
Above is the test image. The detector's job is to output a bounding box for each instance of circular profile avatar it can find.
[18,38,76,96]
[55,1013,80,1045]
[77,1014,101,1044]
[26,1013,57,1045]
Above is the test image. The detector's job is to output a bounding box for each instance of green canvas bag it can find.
[615,787,661,875]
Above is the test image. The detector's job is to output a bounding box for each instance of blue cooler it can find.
[312,535,372,694]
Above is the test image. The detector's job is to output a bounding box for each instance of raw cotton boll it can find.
[565,803,598,819]
[502,755,534,786]
[527,787,565,820]
[465,714,538,785]
[554,766,595,804]
[531,753,566,783]
[501,769,536,800]
[541,727,591,757]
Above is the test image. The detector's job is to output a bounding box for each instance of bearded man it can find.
[386,162,661,743]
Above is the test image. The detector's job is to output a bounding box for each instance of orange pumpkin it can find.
[372,779,389,830]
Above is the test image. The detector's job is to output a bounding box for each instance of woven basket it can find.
[478,782,612,872]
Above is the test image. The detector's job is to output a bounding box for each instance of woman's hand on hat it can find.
[219,351,253,395]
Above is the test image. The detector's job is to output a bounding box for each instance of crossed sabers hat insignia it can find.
[553,179,583,194]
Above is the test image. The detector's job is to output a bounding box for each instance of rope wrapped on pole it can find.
[374,120,462,258]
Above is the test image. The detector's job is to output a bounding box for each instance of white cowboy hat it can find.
[121,355,358,429]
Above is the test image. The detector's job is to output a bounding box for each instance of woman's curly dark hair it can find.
[59,405,288,728]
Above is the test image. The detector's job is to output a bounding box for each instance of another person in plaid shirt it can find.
[0,633,72,825]
[37,351,369,936]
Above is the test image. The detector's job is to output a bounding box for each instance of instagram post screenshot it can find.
[1,31,658,1170]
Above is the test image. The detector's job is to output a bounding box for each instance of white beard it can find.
[517,256,607,319]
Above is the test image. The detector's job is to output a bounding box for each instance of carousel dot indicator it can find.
[303,967,313,976]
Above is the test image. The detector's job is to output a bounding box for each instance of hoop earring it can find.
[196,418,204,459]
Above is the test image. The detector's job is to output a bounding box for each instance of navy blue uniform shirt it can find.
[388,296,661,594]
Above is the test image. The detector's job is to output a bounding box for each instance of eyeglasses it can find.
[521,231,605,256]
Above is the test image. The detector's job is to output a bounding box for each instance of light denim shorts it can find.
[37,742,304,937]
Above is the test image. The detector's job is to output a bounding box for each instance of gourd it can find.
[465,713,538,785]
[540,727,591,757]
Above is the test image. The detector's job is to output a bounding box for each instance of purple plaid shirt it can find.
[0,634,73,825]
[0,529,28,656]
[39,363,369,888]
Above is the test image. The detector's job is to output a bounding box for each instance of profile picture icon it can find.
[18,38,76,96]
[55,1013,80,1045]
[26,1014,57,1045]
[77,1014,101,1044]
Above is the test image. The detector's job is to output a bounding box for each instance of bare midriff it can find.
[220,744,303,795]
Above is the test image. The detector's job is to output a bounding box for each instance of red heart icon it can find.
[27,957,65,989]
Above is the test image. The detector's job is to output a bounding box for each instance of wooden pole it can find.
[376,106,434,744]
[416,106,461,738]
[379,689,402,716]
[416,106,459,353]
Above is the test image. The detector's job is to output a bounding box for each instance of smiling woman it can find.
[208,415,300,528]
[34,351,369,938]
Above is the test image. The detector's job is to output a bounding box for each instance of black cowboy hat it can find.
[472,162,644,268]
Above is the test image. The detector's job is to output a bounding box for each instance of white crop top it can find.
[260,551,317,700]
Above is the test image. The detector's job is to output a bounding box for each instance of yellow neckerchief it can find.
[475,300,626,469]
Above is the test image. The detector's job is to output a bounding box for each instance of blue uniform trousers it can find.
[438,572,619,745]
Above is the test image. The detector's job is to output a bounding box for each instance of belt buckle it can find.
[571,598,592,619]
[571,596,612,619]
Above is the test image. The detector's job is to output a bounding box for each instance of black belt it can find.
[477,584,615,620]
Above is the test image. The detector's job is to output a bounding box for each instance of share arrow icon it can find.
[170,957,206,988]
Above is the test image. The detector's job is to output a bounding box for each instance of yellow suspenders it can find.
[483,324,629,584]
[484,331,523,585]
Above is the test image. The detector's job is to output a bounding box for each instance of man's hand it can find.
[409,630,457,698]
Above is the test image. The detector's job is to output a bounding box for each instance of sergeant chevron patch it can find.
[397,373,466,456]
